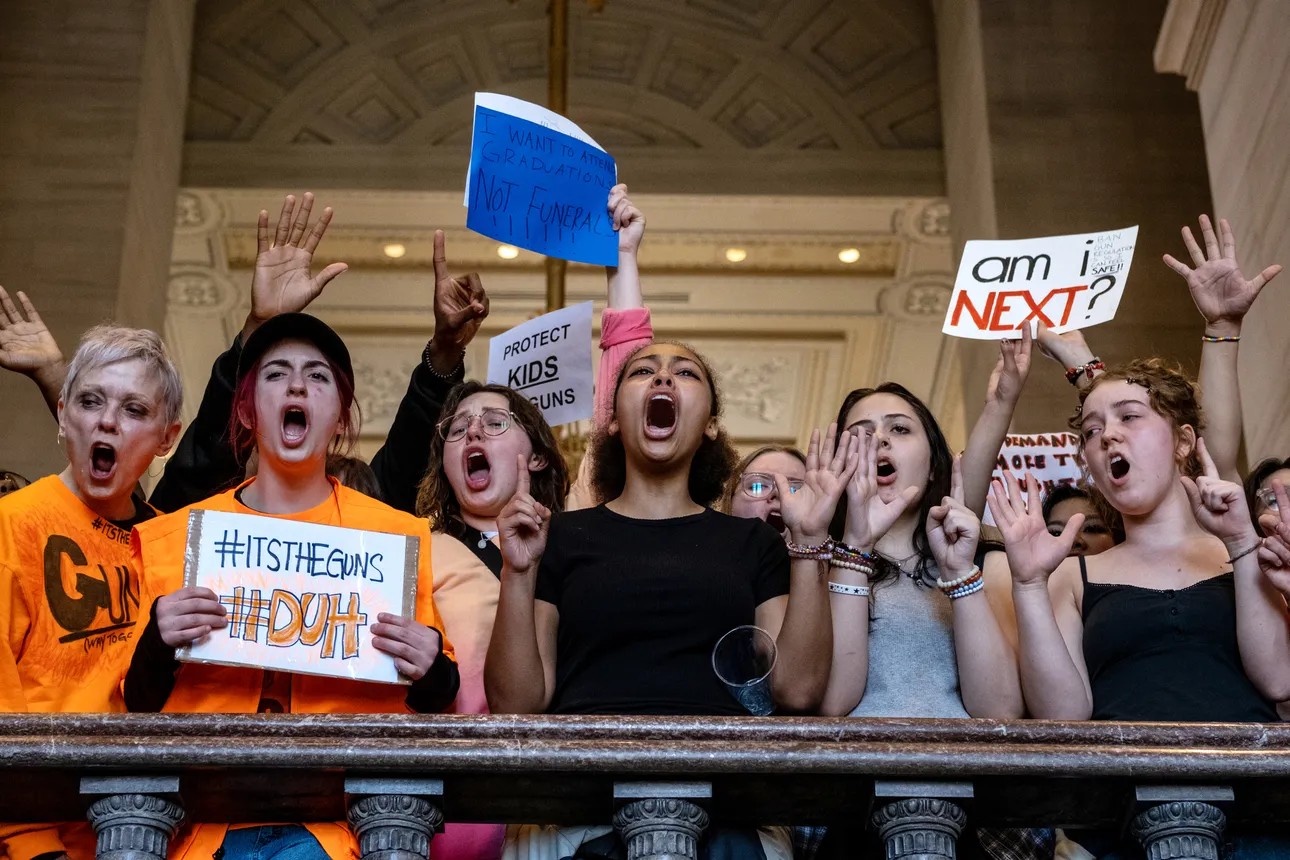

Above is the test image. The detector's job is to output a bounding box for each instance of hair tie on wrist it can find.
[1202,334,1240,343]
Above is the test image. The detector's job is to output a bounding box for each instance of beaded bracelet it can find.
[935,565,981,591]
[1202,334,1240,344]
[422,339,466,380]
[945,577,985,600]
[786,537,835,561]
[832,541,876,563]
[830,558,875,575]
[1065,358,1105,386]
[937,568,983,598]
[828,582,871,597]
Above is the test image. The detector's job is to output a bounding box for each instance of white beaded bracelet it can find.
[935,565,981,590]
[828,582,871,597]
[829,559,874,574]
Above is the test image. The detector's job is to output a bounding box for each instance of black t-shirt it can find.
[534,505,791,716]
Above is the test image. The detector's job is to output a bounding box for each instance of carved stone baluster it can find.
[1131,801,1227,860]
[870,781,972,860]
[612,782,711,860]
[345,777,445,860]
[80,777,185,860]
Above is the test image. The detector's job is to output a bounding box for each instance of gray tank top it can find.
[847,565,970,719]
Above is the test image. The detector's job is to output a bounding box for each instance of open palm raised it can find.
[245,192,349,337]
[1164,215,1282,328]
[989,470,1080,588]
[777,424,859,543]
[0,287,63,376]
[843,431,919,551]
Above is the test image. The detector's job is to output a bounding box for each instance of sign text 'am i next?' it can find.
[943,227,1139,340]
[178,509,418,685]
[487,301,594,428]
[465,93,618,267]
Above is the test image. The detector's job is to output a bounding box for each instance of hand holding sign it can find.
[609,183,645,256]
[498,455,551,574]
[1164,215,1282,332]
[985,321,1034,409]
[428,230,489,373]
[156,586,228,647]
[371,613,442,680]
[246,193,348,339]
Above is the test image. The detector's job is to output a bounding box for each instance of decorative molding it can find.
[870,797,966,860]
[1154,0,1229,91]
[347,793,445,860]
[612,798,709,860]
[86,793,185,860]
[1131,801,1226,860]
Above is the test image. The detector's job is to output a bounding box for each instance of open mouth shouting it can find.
[89,443,118,481]
[875,457,897,486]
[644,392,678,440]
[463,445,492,491]
[281,404,310,448]
[766,510,786,534]
[1108,452,1131,485]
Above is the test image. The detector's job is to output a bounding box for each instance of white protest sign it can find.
[944,226,1139,340]
[178,509,418,685]
[487,301,594,427]
[982,432,1086,526]
[463,92,604,205]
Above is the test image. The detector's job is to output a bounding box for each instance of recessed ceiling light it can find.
[838,248,861,264]
[497,244,520,259]
[725,248,747,263]
[382,243,406,259]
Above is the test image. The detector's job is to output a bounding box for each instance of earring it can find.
[56,429,65,445]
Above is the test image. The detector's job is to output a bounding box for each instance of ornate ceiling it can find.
[182,0,944,194]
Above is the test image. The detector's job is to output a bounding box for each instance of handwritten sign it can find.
[464,93,618,266]
[178,509,418,685]
[943,227,1138,340]
[487,301,594,427]
[982,432,1086,525]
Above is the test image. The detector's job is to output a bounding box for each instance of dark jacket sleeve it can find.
[123,601,181,712]
[404,639,461,713]
[148,337,244,514]
[370,358,463,515]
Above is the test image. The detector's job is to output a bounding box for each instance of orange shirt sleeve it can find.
[0,560,31,714]
[412,521,455,665]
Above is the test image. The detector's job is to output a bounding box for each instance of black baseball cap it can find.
[237,313,353,385]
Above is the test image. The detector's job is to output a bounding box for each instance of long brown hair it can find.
[415,381,568,540]
[589,342,738,507]
[719,445,807,514]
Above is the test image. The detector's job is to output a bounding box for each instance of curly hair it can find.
[827,382,953,588]
[589,342,738,507]
[415,381,568,540]
[1071,357,1204,521]
[719,445,807,514]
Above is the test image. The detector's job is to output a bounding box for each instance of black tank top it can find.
[1080,557,1276,722]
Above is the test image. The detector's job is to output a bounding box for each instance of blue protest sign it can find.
[465,104,618,266]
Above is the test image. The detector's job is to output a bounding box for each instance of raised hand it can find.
[155,586,228,647]
[608,183,645,255]
[244,193,349,338]
[927,455,981,578]
[777,424,860,544]
[0,287,63,378]
[1257,480,1290,599]
[428,229,489,372]
[497,455,551,574]
[1035,321,1096,372]
[1180,437,1259,554]
[985,321,1033,407]
[843,431,920,551]
[1164,215,1282,332]
[989,471,1080,589]
[371,613,442,679]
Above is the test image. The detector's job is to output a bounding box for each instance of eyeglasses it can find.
[1257,487,1281,513]
[438,407,513,442]
[740,472,804,500]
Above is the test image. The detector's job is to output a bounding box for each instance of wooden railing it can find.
[3,714,1290,860]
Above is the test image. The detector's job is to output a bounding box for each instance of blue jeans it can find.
[215,825,330,860]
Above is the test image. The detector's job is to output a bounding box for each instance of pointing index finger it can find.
[949,454,964,504]
[1196,436,1218,479]
[433,230,451,285]
[515,453,531,497]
